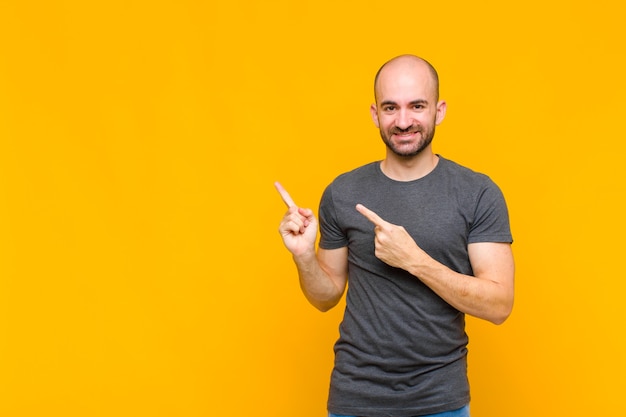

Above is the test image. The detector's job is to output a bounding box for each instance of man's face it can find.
[371,63,446,158]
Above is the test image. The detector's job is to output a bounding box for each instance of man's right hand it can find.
[275,182,318,257]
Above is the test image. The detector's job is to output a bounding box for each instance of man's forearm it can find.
[293,251,346,312]
[411,260,512,323]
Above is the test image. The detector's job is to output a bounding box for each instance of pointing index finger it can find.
[356,203,386,226]
[274,181,296,208]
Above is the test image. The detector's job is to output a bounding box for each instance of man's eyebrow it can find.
[379,99,429,107]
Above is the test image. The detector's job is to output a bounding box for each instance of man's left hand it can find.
[356,203,427,270]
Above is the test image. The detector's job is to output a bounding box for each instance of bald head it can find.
[374,55,440,103]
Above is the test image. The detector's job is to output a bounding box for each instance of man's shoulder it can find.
[320,162,382,205]
[437,156,492,184]
[331,161,380,186]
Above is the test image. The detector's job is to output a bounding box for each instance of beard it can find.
[379,123,436,158]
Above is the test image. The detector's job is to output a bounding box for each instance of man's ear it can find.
[435,100,447,125]
[370,103,380,128]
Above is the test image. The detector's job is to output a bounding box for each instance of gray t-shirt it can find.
[319,156,512,417]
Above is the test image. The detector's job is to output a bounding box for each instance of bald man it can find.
[277,55,514,417]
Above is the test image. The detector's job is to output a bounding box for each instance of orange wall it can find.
[0,1,624,416]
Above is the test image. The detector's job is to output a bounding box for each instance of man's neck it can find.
[380,150,439,182]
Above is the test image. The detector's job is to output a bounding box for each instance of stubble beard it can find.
[380,124,436,158]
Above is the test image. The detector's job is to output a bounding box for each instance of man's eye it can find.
[383,106,395,112]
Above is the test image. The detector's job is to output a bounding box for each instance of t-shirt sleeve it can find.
[318,184,349,249]
[468,179,513,244]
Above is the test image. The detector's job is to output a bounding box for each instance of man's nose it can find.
[396,109,413,129]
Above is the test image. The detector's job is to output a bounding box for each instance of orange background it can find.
[0,1,624,416]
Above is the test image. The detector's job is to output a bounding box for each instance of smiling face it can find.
[371,56,446,158]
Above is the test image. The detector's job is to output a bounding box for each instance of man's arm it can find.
[356,204,514,324]
[292,247,348,312]
[276,182,348,312]
[410,242,514,324]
